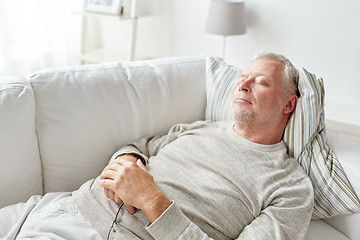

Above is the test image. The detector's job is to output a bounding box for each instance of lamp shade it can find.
[205,0,246,36]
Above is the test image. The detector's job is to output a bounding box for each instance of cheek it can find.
[256,90,282,108]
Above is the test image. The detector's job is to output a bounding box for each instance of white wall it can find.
[96,0,360,125]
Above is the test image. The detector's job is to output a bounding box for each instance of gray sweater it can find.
[73,120,313,239]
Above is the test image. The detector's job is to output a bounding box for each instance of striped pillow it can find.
[205,56,360,218]
[205,56,239,120]
[283,68,360,219]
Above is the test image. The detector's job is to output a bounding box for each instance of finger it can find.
[125,204,136,214]
[109,189,115,201]
[100,168,118,180]
[114,194,123,204]
[103,160,125,171]
[109,158,121,164]
[111,158,132,165]
[104,188,110,198]
[137,159,149,173]
[103,162,118,171]
[99,179,113,191]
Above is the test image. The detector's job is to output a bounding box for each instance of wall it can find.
[96,0,360,125]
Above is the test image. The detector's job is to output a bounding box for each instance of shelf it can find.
[72,10,150,21]
[74,0,150,64]
[76,48,150,64]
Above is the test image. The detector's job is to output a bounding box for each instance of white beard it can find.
[234,110,255,128]
[233,99,284,130]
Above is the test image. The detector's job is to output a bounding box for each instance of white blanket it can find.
[0,192,102,240]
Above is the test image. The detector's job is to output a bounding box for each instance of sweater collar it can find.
[226,121,286,152]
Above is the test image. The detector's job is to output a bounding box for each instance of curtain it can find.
[0,0,83,77]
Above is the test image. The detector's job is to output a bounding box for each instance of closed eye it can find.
[255,77,270,86]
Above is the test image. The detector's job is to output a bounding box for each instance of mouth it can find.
[234,98,252,104]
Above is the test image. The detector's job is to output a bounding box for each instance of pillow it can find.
[205,56,360,219]
[283,68,360,218]
[205,56,240,120]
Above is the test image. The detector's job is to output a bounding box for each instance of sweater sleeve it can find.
[147,176,313,240]
[146,202,214,240]
[236,176,314,240]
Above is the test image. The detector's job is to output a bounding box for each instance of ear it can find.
[283,95,298,114]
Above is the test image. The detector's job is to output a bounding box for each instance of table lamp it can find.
[205,0,246,59]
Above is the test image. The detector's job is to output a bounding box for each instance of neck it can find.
[233,121,287,145]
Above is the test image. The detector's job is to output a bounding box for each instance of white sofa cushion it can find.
[29,56,206,193]
[0,77,42,208]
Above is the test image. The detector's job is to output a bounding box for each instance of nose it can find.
[238,77,252,92]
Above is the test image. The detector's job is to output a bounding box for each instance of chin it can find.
[233,110,255,127]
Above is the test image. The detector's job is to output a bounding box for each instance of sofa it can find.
[0,55,359,239]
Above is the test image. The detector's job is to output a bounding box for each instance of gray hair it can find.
[252,52,299,96]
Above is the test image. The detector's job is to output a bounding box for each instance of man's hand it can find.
[99,156,171,223]
[101,154,139,214]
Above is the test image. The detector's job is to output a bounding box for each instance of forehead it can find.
[242,58,284,81]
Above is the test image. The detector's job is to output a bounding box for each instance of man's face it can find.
[232,58,287,128]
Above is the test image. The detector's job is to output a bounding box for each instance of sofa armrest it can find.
[324,214,360,240]
[0,77,43,208]
[306,220,350,240]
[325,130,360,239]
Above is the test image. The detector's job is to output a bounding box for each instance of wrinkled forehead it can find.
[242,58,285,81]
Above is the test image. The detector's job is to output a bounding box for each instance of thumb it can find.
[137,159,148,172]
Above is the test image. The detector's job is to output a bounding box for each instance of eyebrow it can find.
[239,72,266,78]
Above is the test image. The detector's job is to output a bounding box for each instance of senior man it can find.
[2,53,313,240]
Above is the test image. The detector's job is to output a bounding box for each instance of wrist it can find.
[143,190,171,224]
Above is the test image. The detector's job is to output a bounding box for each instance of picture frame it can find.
[84,0,124,15]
